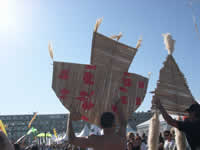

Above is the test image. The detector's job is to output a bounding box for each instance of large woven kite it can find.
[151,33,196,115]
[50,19,148,126]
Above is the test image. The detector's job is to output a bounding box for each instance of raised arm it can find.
[155,98,179,128]
[67,112,97,148]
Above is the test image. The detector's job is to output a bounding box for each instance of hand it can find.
[154,98,162,109]
[70,111,82,121]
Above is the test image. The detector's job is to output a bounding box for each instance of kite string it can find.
[188,0,200,40]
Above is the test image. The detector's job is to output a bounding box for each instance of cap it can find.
[186,103,200,113]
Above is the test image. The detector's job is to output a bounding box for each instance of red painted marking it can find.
[112,105,117,113]
[77,91,94,101]
[138,81,144,88]
[76,97,87,101]
[89,91,95,97]
[85,65,96,70]
[59,70,69,80]
[121,96,128,104]
[136,97,142,106]
[80,91,89,97]
[82,101,94,110]
[81,116,89,121]
[88,101,95,110]
[120,87,128,92]
[83,72,94,85]
[60,88,70,96]
[123,72,131,77]
[123,78,132,87]
[82,101,88,110]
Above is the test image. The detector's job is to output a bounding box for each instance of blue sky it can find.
[0,0,200,115]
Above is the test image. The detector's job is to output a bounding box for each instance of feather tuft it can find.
[94,17,103,32]
[148,72,152,78]
[162,33,175,55]
[136,36,142,49]
[48,41,54,60]
[110,32,123,41]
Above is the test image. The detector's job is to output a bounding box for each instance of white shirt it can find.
[140,142,147,150]
[164,140,175,150]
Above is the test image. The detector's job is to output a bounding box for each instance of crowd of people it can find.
[0,98,200,150]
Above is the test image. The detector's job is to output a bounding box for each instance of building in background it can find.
[0,111,152,142]
[0,114,84,143]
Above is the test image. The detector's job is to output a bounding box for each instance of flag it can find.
[53,128,57,138]
[28,113,37,128]
[0,120,7,136]
[26,127,37,135]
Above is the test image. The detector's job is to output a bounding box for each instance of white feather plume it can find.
[162,33,175,55]
[110,32,123,41]
[136,36,142,49]
[148,72,152,78]
[148,111,160,150]
[94,17,103,32]
[48,41,54,60]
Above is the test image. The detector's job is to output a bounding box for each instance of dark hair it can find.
[14,143,21,150]
[100,112,115,128]
[164,130,170,135]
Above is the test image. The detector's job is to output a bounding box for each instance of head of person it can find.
[14,144,21,150]
[135,136,142,145]
[142,133,146,138]
[186,103,200,121]
[163,130,171,140]
[127,132,135,141]
[100,112,115,129]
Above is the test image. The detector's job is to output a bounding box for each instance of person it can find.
[155,98,200,150]
[136,136,147,150]
[67,103,127,150]
[127,136,135,150]
[141,133,147,145]
[0,130,15,150]
[159,133,164,150]
[127,132,135,150]
[163,130,175,150]
[127,132,135,142]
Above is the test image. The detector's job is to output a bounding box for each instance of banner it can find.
[0,120,7,136]
[28,113,38,128]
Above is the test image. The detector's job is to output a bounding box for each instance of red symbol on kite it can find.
[136,97,142,106]
[123,72,131,77]
[59,88,70,100]
[120,87,128,92]
[81,116,89,121]
[123,78,132,87]
[76,91,94,101]
[121,96,128,104]
[59,70,69,80]
[82,101,94,111]
[83,72,94,85]
[112,105,117,113]
[85,65,96,70]
[138,81,144,88]
[60,88,70,96]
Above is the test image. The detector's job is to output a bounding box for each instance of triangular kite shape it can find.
[152,55,196,115]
